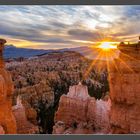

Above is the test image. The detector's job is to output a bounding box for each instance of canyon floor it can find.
[5,51,109,134]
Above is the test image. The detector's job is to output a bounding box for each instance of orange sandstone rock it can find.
[0,39,17,134]
[53,83,111,134]
[12,96,39,134]
[0,125,5,134]
[109,41,140,134]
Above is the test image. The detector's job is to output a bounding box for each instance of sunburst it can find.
[83,41,135,81]
[98,42,117,51]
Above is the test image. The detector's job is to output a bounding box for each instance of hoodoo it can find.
[109,37,140,134]
[0,39,17,134]
[53,83,111,134]
[12,96,39,134]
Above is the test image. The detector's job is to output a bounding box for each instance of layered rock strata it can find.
[109,41,140,134]
[0,39,17,134]
[53,83,111,134]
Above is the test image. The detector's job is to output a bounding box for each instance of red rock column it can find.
[0,39,17,134]
[109,44,140,134]
[0,39,6,68]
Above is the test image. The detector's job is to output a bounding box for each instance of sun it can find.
[98,42,117,51]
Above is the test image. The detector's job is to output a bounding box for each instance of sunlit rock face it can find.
[53,83,111,134]
[109,42,140,134]
[92,99,111,133]
[0,39,17,134]
[67,82,90,100]
[12,96,39,134]
[0,125,5,134]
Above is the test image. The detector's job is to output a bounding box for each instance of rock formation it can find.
[6,51,109,133]
[53,82,111,134]
[0,39,17,134]
[109,40,140,134]
[0,125,5,134]
[12,96,39,134]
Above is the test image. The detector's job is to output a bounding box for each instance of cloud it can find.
[0,5,139,49]
[68,29,101,41]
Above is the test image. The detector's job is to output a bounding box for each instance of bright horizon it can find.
[0,6,140,50]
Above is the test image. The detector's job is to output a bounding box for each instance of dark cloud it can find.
[29,37,74,44]
[68,29,102,41]
[0,23,42,40]
[50,21,68,29]
[84,10,100,19]
[0,22,74,44]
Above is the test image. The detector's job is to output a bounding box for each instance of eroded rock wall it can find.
[109,45,140,134]
[0,39,17,134]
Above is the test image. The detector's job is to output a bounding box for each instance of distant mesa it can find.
[4,45,52,59]
[4,45,119,61]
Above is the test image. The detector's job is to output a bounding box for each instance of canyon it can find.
[6,50,109,134]
[0,38,140,134]
[53,41,140,134]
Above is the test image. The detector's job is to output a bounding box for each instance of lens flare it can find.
[98,42,117,51]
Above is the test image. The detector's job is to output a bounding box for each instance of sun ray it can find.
[83,50,103,80]
[83,40,136,83]
[112,50,134,73]
[120,51,140,62]
[110,50,121,74]
[118,57,134,72]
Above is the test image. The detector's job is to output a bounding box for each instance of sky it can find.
[0,5,140,50]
